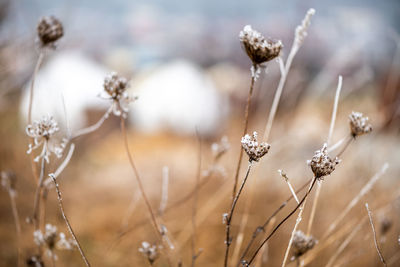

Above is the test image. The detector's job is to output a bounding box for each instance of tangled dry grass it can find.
[1,6,400,267]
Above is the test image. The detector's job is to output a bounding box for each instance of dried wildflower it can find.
[291,230,317,259]
[139,241,159,264]
[241,132,270,162]
[211,136,230,160]
[37,16,64,47]
[294,9,315,47]
[239,25,282,66]
[308,143,340,179]
[101,72,136,117]
[349,111,372,137]
[1,170,17,195]
[26,115,65,163]
[26,255,44,267]
[34,224,75,259]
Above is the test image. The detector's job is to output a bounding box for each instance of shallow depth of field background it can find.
[1,0,400,266]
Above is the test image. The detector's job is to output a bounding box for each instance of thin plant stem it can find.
[120,117,168,255]
[44,143,75,187]
[325,218,365,267]
[159,166,169,217]
[306,75,342,236]
[232,67,256,199]
[49,174,91,267]
[191,134,202,267]
[8,190,22,267]
[365,203,387,266]
[27,52,44,183]
[281,179,315,267]
[224,162,253,267]
[323,163,388,239]
[238,177,312,265]
[247,177,317,265]
[32,156,46,230]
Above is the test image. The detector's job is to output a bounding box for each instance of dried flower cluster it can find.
[308,143,340,179]
[239,25,282,66]
[349,111,372,137]
[37,16,64,47]
[139,241,159,265]
[102,72,136,117]
[26,115,65,163]
[34,224,76,258]
[241,132,270,162]
[294,9,315,47]
[1,170,16,195]
[291,230,317,258]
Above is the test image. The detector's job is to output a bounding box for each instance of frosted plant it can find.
[37,16,64,48]
[239,25,283,66]
[241,132,270,162]
[139,241,159,265]
[294,9,316,48]
[26,115,65,163]
[291,230,317,259]
[349,111,372,137]
[101,72,137,118]
[308,143,340,179]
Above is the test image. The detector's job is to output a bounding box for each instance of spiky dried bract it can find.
[241,131,270,162]
[139,241,159,264]
[26,115,65,163]
[294,9,315,47]
[37,16,64,47]
[103,72,136,117]
[292,230,317,258]
[349,111,372,137]
[308,143,339,179]
[239,25,282,65]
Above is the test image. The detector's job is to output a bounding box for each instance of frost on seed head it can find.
[349,111,372,137]
[291,230,317,259]
[26,115,66,163]
[139,241,159,264]
[101,72,137,118]
[241,131,270,162]
[239,25,282,66]
[37,16,64,48]
[294,8,315,47]
[308,143,340,179]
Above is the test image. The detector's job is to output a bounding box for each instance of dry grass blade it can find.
[365,203,387,266]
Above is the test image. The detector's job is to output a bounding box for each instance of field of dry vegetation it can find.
[1,4,400,267]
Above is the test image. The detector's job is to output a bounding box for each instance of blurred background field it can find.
[0,0,400,266]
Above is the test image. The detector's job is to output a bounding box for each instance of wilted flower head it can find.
[37,16,64,47]
[291,230,317,259]
[26,115,65,163]
[139,241,159,264]
[349,111,372,137]
[239,25,282,66]
[308,143,340,179]
[1,170,17,194]
[102,72,136,117]
[241,132,270,162]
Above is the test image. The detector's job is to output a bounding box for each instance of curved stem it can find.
[50,174,91,267]
[247,177,317,265]
[224,162,253,267]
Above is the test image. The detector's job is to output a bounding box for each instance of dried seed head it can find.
[241,131,270,162]
[294,9,315,47]
[102,72,136,117]
[1,170,17,193]
[139,241,159,264]
[292,230,317,258]
[308,143,340,179]
[37,16,64,47]
[349,111,372,137]
[239,25,282,65]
